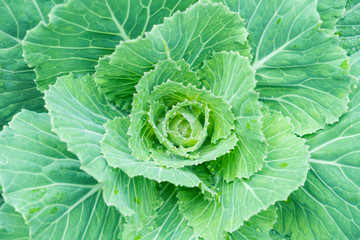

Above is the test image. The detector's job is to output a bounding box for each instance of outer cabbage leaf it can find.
[94,2,249,107]
[336,0,360,55]
[122,184,196,240]
[229,206,277,240]
[177,108,309,240]
[0,0,64,129]
[207,0,352,135]
[44,74,162,226]
[0,203,28,240]
[23,0,197,90]
[350,51,360,78]
[273,65,360,240]
[199,51,266,180]
[0,110,122,239]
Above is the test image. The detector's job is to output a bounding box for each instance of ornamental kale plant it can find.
[0,0,359,239]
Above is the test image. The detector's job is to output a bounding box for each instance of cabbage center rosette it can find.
[128,58,245,169]
[149,99,211,157]
[131,78,239,168]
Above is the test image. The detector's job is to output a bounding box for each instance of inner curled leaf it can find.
[146,80,237,163]
[148,100,210,157]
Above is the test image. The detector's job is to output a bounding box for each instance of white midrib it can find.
[252,23,318,70]
[32,0,46,24]
[344,2,360,16]
[80,190,102,240]
[32,183,103,238]
[0,29,21,44]
[104,0,130,41]
[309,159,360,170]
[254,0,286,63]
[310,133,360,153]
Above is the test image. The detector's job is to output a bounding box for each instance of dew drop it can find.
[353,84,358,89]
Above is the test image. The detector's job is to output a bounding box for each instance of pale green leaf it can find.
[336,0,360,55]
[123,184,196,240]
[199,51,266,180]
[23,0,197,90]
[350,51,360,78]
[177,108,309,240]
[274,83,360,240]
[94,2,249,106]
[0,0,64,128]
[317,0,347,33]
[209,0,352,135]
[44,74,162,226]
[101,117,214,194]
[0,110,122,240]
[229,206,277,240]
[0,203,29,240]
[129,60,199,161]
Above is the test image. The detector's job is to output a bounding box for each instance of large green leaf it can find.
[177,108,309,240]
[350,51,360,78]
[199,51,266,180]
[274,80,360,239]
[229,206,277,240]
[94,2,249,106]
[207,0,352,135]
[101,117,214,195]
[0,203,28,240]
[336,0,360,55]
[23,0,197,90]
[44,74,162,226]
[0,0,64,129]
[0,110,122,239]
[123,184,196,240]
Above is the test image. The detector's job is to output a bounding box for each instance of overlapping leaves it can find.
[0,0,65,129]
[207,0,352,135]
[0,0,358,239]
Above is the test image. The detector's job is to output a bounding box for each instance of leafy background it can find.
[0,0,359,239]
